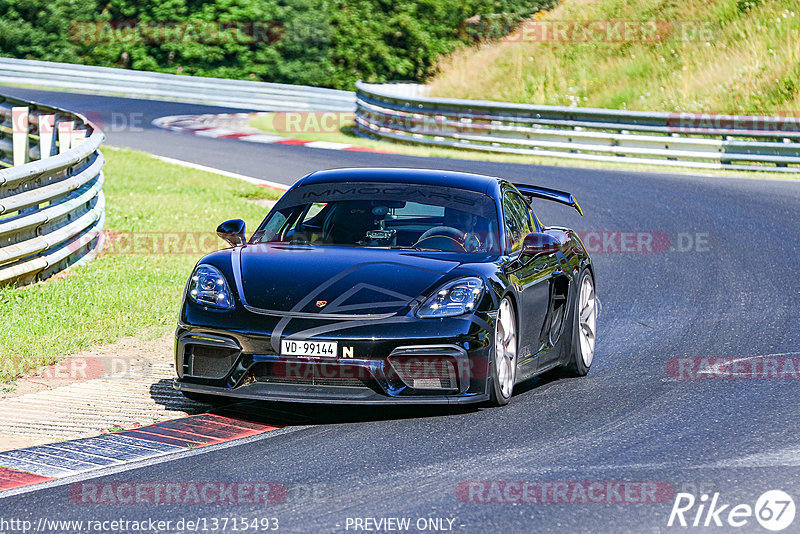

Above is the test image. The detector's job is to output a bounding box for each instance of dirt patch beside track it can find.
[0,333,205,452]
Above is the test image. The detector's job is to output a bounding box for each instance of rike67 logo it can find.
[668,490,795,531]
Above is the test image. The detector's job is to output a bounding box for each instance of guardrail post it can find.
[12,107,29,166]
[57,121,74,153]
[38,114,56,159]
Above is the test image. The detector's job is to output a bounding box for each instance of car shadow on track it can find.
[512,373,561,396]
[215,400,482,427]
[148,378,484,427]
[149,373,561,428]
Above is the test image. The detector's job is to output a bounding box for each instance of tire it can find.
[488,296,518,406]
[181,390,231,406]
[560,269,597,377]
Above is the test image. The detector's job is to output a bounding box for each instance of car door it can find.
[502,190,557,376]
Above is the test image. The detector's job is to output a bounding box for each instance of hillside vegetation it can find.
[428,0,800,113]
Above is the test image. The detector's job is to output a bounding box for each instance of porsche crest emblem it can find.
[316,300,328,308]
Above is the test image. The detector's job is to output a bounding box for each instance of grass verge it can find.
[0,147,281,385]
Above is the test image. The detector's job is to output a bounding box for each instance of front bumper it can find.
[173,312,493,405]
[174,380,489,405]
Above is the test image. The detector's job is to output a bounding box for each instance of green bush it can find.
[0,0,552,89]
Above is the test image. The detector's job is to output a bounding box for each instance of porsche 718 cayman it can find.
[173,168,596,406]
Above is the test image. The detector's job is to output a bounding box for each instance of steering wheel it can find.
[463,232,483,252]
[412,226,467,252]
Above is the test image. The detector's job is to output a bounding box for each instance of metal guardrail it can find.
[0,58,355,112]
[0,93,105,285]
[354,81,800,173]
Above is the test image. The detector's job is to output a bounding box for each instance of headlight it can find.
[188,264,234,310]
[416,277,484,318]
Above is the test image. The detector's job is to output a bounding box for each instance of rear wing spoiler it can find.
[512,183,584,216]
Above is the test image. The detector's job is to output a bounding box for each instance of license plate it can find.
[281,340,338,358]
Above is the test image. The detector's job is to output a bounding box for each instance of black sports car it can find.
[173,168,595,406]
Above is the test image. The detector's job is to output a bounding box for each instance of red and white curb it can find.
[0,413,280,494]
[0,356,281,495]
[152,112,388,153]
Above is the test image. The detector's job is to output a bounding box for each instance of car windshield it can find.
[251,181,500,253]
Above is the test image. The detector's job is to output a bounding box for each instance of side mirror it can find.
[217,219,246,247]
[522,232,560,256]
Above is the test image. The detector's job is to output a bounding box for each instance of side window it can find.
[503,192,534,252]
[301,203,327,224]
[284,203,328,242]
[259,210,289,242]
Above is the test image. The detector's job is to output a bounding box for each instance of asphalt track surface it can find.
[1,87,800,533]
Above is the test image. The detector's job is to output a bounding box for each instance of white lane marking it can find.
[0,424,308,499]
[239,134,289,143]
[193,128,238,137]
[303,141,355,150]
[149,154,289,190]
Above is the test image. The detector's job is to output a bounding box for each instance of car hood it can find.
[234,244,473,317]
